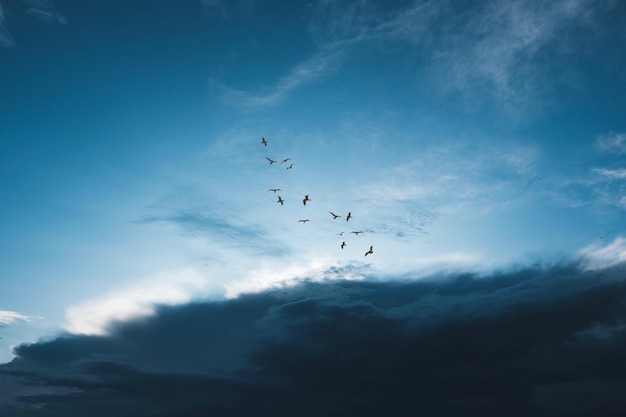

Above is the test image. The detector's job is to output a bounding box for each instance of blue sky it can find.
[1,1,626,412]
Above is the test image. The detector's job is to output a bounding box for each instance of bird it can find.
[261,137,268,146]
[351,231,363,235]
[341,241,346,249]
[364,245,374,256]
[346,212,352,221]
[268,188,282,193]
[281,158,291,164]
[337,231,345,236]
[329,212,341,219]
[266,157,277,164]
[298,219,310,223]
[303,195,311,206]
[277,196,284,205]
[286,164,294,170]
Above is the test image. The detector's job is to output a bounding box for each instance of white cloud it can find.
[0,311,32,325]
[64,268,210,335]
[580,236,626,269]
[592,168,626,180]
[596,132,626,155]
[224,258,367,299]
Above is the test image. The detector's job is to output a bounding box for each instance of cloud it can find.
[0,311,32,326]
[360,140,542,217]
[580,236,626,269]
[592,168,626,180]
[137,208,290,257]
[24,0,66,24]
[0,2,13,47]
[214,0,609,112]
[2,261,626,415]
[430,0,602,112]
[63,268,210,335]
[596,131,626,155]
[211,46,345,107]
[0,0,65,48]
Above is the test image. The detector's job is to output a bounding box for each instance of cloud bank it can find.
[2,260,626,416]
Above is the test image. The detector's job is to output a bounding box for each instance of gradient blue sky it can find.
[1,0,626,364]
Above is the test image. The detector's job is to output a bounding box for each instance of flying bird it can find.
[277,196,284,205]
[261,137,268,147]
[346,212,352,222]
[298,219,310,223]
[364,245,374,256]
[337,231,345,236]
[286,164,294,170]
[351,231,364,235]
[268,188,282,193]
[341,241,346,249]
[303,195,311,206]
[266,157,277,164]
[281,158,291,164]
[329,212,341,219]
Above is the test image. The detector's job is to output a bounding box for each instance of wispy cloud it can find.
[0,2,13,48]
[211,46,345,107]
[0,0,65,48]
[138,208,289,257]
[214,0,607,111]
[592,168,626,180]
[0,311,32,326]
[25,0,66,24]
[596,131,626,155]
[360,140,542,216]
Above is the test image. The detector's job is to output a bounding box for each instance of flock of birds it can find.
[261,137,374,257]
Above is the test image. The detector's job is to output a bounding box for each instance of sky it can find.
[1,0,626,415]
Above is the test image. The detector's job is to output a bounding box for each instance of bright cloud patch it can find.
[63,268,210,335]
[580,236,626,269]
[0,311,31,326]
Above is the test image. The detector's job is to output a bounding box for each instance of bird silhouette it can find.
[329,212,341,219]
[303,195,311,206]
[298,219,310,223]
[341,241,346,249]
[281,158,291,164]
[337,231,345,236]
[364,245,374,256]
[268,188,282,193]
[346,212,352,221]
[261,137,268,146]
[277,196,284,205]
[286,164,294,170]
[266,157,277,164]
[351,231,363,235]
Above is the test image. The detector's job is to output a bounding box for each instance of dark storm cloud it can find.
[2,262,626,416]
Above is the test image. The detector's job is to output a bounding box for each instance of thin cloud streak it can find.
[0,311,32,326]
[592,168,626,180]
[0,2,13,47]
[213,0,608,111]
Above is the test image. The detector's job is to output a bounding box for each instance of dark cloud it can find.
[2,262,626,416]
